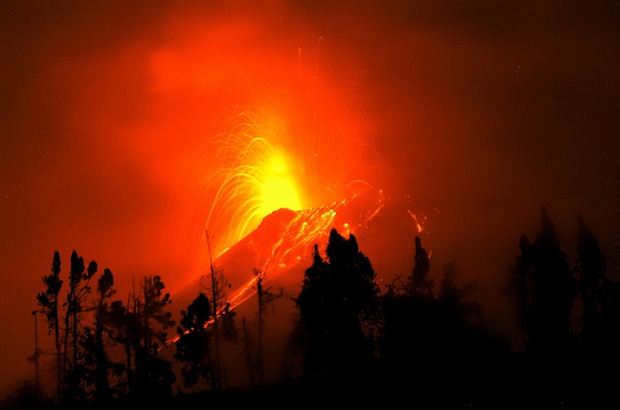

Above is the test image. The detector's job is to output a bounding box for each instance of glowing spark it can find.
[407,209,424,233]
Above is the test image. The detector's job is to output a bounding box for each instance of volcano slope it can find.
[164,187,385,387]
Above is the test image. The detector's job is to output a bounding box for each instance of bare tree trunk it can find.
[257,277,265,384]
[62,305,70,401]
[95,300,110,400]
[242,317,255,386]
[72,300,77,377]
[32,312,39,389]
[126,344,133,395]
[206,232,222,391]
[55,312,61,403]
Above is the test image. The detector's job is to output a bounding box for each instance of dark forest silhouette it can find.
[4,206,620,409]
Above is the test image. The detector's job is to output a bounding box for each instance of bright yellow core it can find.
[260,151,302,215]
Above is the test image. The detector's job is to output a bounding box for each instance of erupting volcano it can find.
[161,33,388,318]
[172,185,385,324]
[171,99,387,327]
[167,92,387,369]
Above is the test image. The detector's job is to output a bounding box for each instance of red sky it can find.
[2,0,620,395]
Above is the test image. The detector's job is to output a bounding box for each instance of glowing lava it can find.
[202,110,306,258]
[169,186,385,345]
[257,150,302,215]
[184,79,385,320]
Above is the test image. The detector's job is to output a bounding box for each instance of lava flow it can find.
[169,185,385,344]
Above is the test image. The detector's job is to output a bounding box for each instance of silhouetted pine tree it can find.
[202,231,231,391]
[507,209,620,406]
[511,207,576,356]
[295,228,381,382]
[62,251,97,402]
[510,234,533,351]
[409,236,433,296]
[133,275,176,399]
[175,293,212,391]
[576,214,620,355]
[253,268,284,384]
[68,268,117,402]
[435,260,509,364]
[379,236,435,370]
[93,268,115,401]
[220,302,238,343]
[106,276,175,399]
[106,299,141,396]
[241,316,255,386]
[36,251,63,403]
[380,236,511,400]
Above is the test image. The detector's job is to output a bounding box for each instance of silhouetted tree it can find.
[36,251,63,403]
[175,293,212,390]
[202,231,231,391]
[410,236,433,296]
[65,268,117,402]
[380,238,511,398]
[253,268,284,384]
[438,259,482,326]
[134,275,175,398]
[241,316,255,386]
[107,277,174,398]
[379,236,437,372]
[505,209,620,405]
[510,234,533,351]
[93,268,115,401]
[510,207,576,356]
[576,214,620,355]
[28,310,42,391]
[106,299,141,396]
[220,302,237,343]
[434,260,505,364]
[76,325,96,399]
[62,251,97,402]
[295,228,381,382]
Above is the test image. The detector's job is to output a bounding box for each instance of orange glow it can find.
[74,15,387,290]
[141,23,386,270]
[260,150,302,213]
[201,110,306,257]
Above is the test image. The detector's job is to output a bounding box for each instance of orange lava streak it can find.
[407,209,425,233]
[167,188,384,346]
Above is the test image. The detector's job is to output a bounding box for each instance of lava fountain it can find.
[176,98,386,320]
[170,97,385,326]
[202,109,306,259]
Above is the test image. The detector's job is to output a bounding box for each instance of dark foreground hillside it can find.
[10,211,620,410]
[4,361,620,410]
